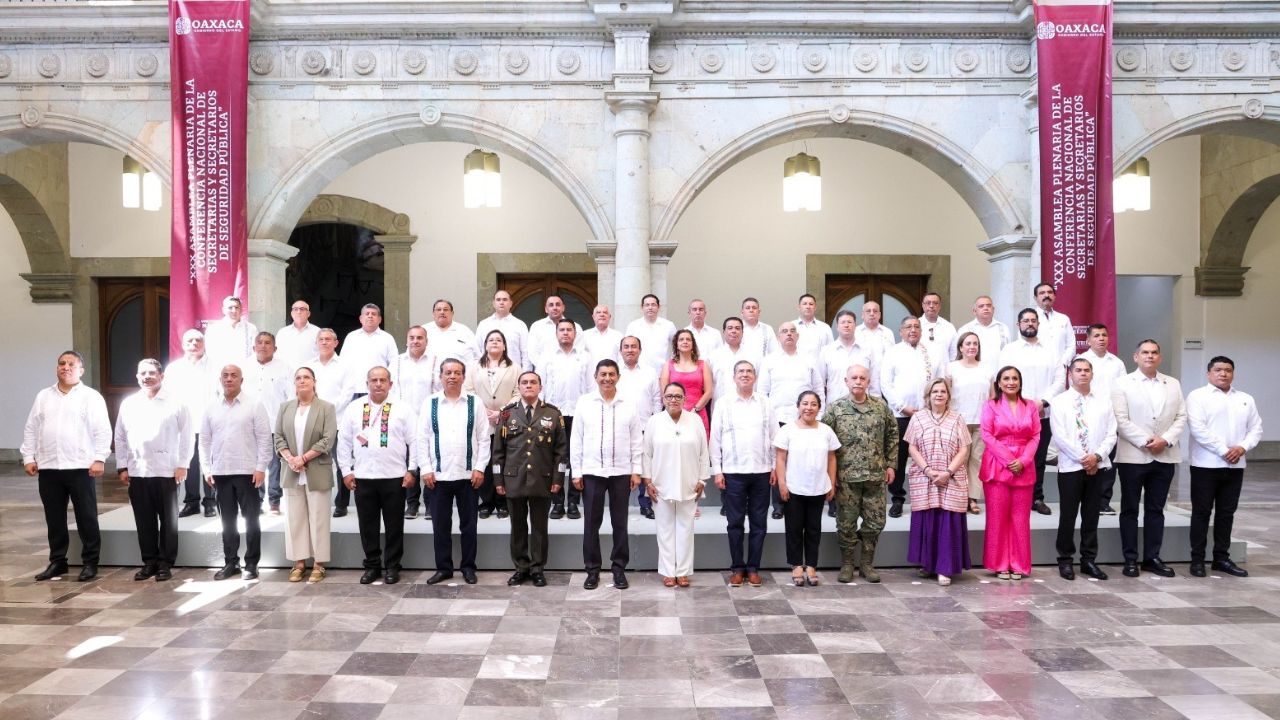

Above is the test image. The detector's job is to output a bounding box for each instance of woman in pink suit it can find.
[979,366,1041,579]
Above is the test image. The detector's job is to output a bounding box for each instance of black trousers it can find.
[1117,461,1175,563]
[214,474,261,567]
[773,421,792,514]
[555,417,582,509]
[430,480,478,573]
[784,494,825,568]
[582,474,630,573]
[889,417,911,504]
[1033,417,1052,503]
[181,435,216,511]
[1098,447,1119,507]
[477,440,506,513]
[355,477,406,570]
[724,472,771,573]
[38,469,100,566]
[129,476,180,569]
[1189,466,1244,563]
[405,468,433,515]
[509,496,552,572]
[1056,468,1110,563]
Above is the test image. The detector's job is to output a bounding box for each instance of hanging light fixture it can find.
[141,168,162,211]
[783,151,821,212]
[122,156,142,209]
[1114,156,1150,213]
[463,149,502,208]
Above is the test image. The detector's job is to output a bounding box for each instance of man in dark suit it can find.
[492,371,568,587]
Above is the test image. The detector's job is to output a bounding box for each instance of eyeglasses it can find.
[663,394,686,401]
[291,306,308,312]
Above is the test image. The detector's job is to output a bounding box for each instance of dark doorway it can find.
[99,277,169,424]
[286,222,385,343]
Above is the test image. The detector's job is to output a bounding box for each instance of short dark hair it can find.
[795,390,822,407]
[1207,355,1234,371]
[835,310,856,323]
[798,293,816,304]
[433,299,454,312]
[59,350,85,366]
[923,291,941,302]
[1033,282,1054,295]
[1070,357,1093,371]
[440,358,467,375]
[1017,307,1038,322]
[595,359,620,375]
[641,293,660,306]
[1087,323,1108,335]
[556,318,577,330]
[664,381,687,397]
[722,316,744,330]
[518,370,541,384]
[733,360,756,373]
[1135,338,1161,352]
[361,303,382,314]
[255,331,275,343]
[741,297,759,307]
[620,335,641,350]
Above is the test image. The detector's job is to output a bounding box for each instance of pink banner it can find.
[168,0,250,360]
[1034,0,1116,354]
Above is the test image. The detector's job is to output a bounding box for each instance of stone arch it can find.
[651,107,1030,249]
[297,194,413,236]
[0,110,170,187]
[1114,104,1280,173]
[250,110,612,247]
[0,172,67,276]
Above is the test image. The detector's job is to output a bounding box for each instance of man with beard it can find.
[999,308,1065,516]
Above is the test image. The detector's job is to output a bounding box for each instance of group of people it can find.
[19,284,1262,587]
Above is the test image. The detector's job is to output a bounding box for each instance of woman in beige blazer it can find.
[274,366,338,582]
[466,329,521,518]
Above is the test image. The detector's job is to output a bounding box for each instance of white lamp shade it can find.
[141,171,162,211]
[121,156,142,209]
[783,152,822,212]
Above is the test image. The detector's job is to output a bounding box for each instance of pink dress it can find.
[666,360,710,436]
[979,397,1042,575]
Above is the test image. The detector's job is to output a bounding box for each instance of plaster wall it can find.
[68,143,170,258]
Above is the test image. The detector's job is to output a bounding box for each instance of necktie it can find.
[526,405,533,424]
[1074,394,1089,451]
[920,344,933,384]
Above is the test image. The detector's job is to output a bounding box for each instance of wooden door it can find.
[825,274,928,332]
[99,278,169,423]
[499,273,598,328]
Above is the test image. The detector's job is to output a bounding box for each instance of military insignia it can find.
[539,417,554,429]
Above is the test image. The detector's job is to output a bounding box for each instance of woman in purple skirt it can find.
[904,378,973,586]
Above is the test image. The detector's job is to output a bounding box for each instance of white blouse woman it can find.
[643,382,711,587]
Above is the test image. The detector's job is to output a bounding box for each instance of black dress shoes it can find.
[583,572,600,590]
[243,565,259,580]
[641,508,655,519]
[1058,562,1075,580]
[1212,559,1249,577]
[1122,561,1139,578]
[203,506,217,517]
[1033,500,1053,515]
[134,565,158,581]
[771,510,783,520]
[333,507,348,518]
[178,505,200,518]
[385,568,401,585]
[508,570,529,586]
[496,508,509,519]
[550,505,565,520]
[404,504,418,519]
[1189,562,1207,577]
[360,568,382,584]
[214,564,240,581]
[155,567,173,582]
[566,504,581,520]
[1080,561,1108,580]
[612,571,629,590]
[888,500,904,518]
[1141,559,1176,577]
[426,571,453,585]
[531,572,547,587]
[462,569,478,585]
[78,565,98,582]
[478,507,493,519]
[34,562,68,581]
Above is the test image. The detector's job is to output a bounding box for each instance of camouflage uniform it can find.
[821,394,899,578]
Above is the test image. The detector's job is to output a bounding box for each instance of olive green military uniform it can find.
[491,399,568,573]
[821,395,899,581]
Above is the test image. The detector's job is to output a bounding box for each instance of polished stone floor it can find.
[1,462,1279,720]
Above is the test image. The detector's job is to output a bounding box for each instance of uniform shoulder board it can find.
[501,400,520,411]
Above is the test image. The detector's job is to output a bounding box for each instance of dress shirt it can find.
[946,361,993,424]
[819,339,877,404]
[1186,384,1263,468]
[578,326,623,367]
[200,393,273,476]
[528,317,582,371]
[760,350,824,423]
[114,389,194,478]
[275,323,321,370]
[617,362,661,421]
[243,357,292,423]
[774,422,842,497]
[1113,371,1186,464]
[881,341,944,417]
[307,354,351,414]
[426,321,478,366]
[571,392,643,477]
[855,323,896,363]
[710,392,777,475]
[685,324,723,355]
[643,410,711,502]
[739,321,778,367]
[336,398,417,478]
[919,316,958,364]
[709,344,754,400]
[540,347,593,417]
[340,327,399,393]
[204,318,259,369]
[1049,388,1117,472]
[956,319,1011,371]
[1035,307,1076,368]
[164,354,215,428]
[1076,350,1127,401]
[21,383,112,469]
[998,339,1066,411]
[390,352,441,411]
[794,317,834,360]
[624,316,677,374]
[416,392,491,481]
[475,313,530,370]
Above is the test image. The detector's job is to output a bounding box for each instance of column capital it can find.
[606,90,660,115]
[1195,265,1249,297]
[376,234,418,252]
[19,272,74,303]
[978,234,1037,262]
[248,238,299,263]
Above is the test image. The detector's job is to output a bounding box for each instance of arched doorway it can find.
[286,222,385,344]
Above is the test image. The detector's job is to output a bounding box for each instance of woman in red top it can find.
[660,329,714,436]
[979,366,1042,579]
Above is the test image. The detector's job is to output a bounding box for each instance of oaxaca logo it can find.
[175,16,244,34]
[1037,21,1106,39]
[1036,21,1056,40]
[174,16,192,35]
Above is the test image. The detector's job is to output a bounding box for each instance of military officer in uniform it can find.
[821,364,899,584]
[492,371,569,587]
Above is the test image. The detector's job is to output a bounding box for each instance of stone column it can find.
[1021,84,1042,289]
[649,246,673,308]
[248,239,298,334]
[979,234,1038,329]
[591,247,616,310]
[607,90,659,327]
[377,234,418,342]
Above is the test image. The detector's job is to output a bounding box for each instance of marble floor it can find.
[1,462,1279,720]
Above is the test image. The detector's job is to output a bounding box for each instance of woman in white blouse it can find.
[774,390,840,586]
[274,367,338,583]
[643,382,711,587]
[946,332,994,515]
[466,329,521,519]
